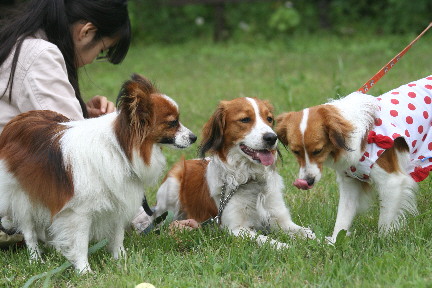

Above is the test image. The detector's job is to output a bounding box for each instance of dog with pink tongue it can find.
[152,97,316,249]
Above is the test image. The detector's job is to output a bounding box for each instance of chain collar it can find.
[201,183,239,226]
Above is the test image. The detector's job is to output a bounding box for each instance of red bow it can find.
[410,165,432,182]
[367,131,394,149]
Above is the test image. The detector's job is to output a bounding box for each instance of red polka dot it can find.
[390,110,398,117]
[408,92,416,98]
[418,125,424,134]
[406,116,413,124]
[424,96,431,104]
[360,156,365,162]
[413,149,418,154]
[392,133,401,139]
[364,152,370,158]
[429,142,432,150]
[375,118,382,126]
[408,103,416,110]
[408,83,416,87]
[423,134,428,141]
[391,99,399,104]
[427,76,432,80]
[377,98,382,101]
[350,166,356,172]
[412,140,417,148]
[391,123,396,127]
[363,174,369,179]
[419,156,425,160]
[405,129,410,137]
[424,111,429,119]
[391,92,399,95]
[425,85,432,90]
[377,150,384,157]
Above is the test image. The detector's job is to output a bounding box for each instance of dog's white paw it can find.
[270,240,290,250]
[112,245,126,260]
[325,230,351,246]
[76,264,92,274]
[290,226,316,240]
[301,227,316,240]
[29,248,44,263]
[325,236,336,246]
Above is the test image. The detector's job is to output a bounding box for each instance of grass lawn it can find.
[2,32,432,287]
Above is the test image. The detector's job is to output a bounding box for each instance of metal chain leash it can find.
[201,183,239,226]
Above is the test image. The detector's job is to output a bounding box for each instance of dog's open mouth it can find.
[240,144,276,166]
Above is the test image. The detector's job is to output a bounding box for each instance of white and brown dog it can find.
[154,97,315,249]
[0,74,196,273]
[276,75,432,243]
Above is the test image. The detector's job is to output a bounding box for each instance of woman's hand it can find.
[169,219,200,234]
[86,95,116,118]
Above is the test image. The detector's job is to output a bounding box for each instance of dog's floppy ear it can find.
[199,103,226,158]
[116,74,156,142]
[319,106,354,151]
[275,112,293,146]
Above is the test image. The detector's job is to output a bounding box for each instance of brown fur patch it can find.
[376,137,409,173]
[0,110,73,216]
[177,159,217,222]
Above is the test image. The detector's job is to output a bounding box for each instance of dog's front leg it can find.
[107,221,126,260]
[21,221,43,263]
[266,198,316,240]
[51,212,92,273]
[327,173,363,244]
[263,176,316,240]
[230,226,289,250]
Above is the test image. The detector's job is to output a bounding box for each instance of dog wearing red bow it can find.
[276,75,432,243]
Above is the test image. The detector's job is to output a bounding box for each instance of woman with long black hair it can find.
[0,0,131,130]
[0,0,131,246]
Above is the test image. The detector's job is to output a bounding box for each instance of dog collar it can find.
[201,183,239,226]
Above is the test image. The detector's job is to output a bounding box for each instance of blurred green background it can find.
[127,0,432,43]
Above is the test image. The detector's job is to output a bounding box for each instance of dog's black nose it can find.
[263,132,277,146]
[306,178,315,186]
[189,133,197,144]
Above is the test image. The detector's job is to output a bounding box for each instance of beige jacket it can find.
[0,31,84,133]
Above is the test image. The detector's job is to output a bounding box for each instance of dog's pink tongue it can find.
[293,179,311,190]
[257,151,275,166]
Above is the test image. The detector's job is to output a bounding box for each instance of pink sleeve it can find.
[19,46,85,121]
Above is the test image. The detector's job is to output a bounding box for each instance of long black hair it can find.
[0,0,131,118]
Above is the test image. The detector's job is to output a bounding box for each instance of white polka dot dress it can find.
[346,75,432,182]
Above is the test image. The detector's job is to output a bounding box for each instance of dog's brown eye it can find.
[240,117,251,123]
[167,120,179,128]
[292,150,300,155]
[312,149,322,155]
[267,117,273,123]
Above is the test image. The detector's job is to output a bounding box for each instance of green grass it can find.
[2,32,432,287]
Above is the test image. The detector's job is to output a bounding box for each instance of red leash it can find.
[358,22,432,94]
